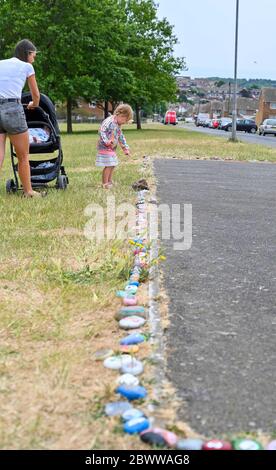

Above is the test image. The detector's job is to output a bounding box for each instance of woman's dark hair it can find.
[14,39,36,62]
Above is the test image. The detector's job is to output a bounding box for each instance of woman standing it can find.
[0,39,41,197]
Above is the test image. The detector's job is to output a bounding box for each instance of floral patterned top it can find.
[97,115,129,157]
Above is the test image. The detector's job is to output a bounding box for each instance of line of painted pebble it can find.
[103,180,275,450]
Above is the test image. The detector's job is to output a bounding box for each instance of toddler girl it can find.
[96,104,133,188]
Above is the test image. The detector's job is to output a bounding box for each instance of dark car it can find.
[224,119,257,134]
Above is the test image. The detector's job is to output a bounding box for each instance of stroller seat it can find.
[29,158,58,175]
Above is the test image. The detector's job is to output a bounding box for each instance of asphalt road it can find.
[155,159,276,436]
[180,123,276,148]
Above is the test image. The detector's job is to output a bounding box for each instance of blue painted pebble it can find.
[125,285,138,294]
[120,333,146,345]
[119,306,145,314]
[123,417,150,434]
[116,290,127,298]
[116,385,147,401]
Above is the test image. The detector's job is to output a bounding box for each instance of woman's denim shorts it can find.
[0,101,28,135]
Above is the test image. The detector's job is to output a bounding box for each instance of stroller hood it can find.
[21,92,60,135]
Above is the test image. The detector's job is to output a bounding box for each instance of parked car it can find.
[164,110,178,125]
[184,117,194,123]
[218,118,232,130]
[202,118,212,127]
[258,119,276,136]
[208,119,220,129]
[195,113,210,126]
[224,119,257,134]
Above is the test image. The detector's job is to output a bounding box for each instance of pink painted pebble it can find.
[123,296,138,306]
[150,428,178,447]
[202,439,232,450]
[266,440,276,450]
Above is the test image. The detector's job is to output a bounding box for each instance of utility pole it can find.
[228,81,231,116]
[231,0,239,142]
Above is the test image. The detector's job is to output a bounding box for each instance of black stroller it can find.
[6,92,68,193]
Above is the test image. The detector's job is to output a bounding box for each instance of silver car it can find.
[258,119,276,136]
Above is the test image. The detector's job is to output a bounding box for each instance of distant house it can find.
[256,88,276,126]
[75,100,113,121]
[235,97,258,119]
[193,97,257,119]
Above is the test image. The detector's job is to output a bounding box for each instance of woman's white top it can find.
[0,57,35,99]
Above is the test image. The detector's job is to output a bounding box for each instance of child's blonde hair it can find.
[114,103,133,122]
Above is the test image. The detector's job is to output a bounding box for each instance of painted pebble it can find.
[176,438,204,450]
[115,310,147,321]
[120,344,139,354]
[120,333,146,345]
[123,417,150,434]
[105,401,132,416]
[103,355,132,370]
[119,316,146,330]
[121,358,144,376]
[116,290,127,298]
[120,306,145,314]
[116,385,147,401]
[266,440,276,450]
[122,408,145,422]
[116,373,139,387]
[150,428,178,447]
[93,349,114,361]
[202,439,232,451]
[232,438,263,450]
[125,285,138,294]
[140,431,166,447]
[123,296,138,306]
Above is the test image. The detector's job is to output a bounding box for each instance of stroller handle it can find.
[22,103,44,112]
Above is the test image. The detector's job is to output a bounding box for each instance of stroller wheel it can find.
[6,179,17,194]
[56,175,68,190]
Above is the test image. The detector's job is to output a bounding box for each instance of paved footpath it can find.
[154,159,276,435]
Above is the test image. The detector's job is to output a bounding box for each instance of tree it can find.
[0,0,185,132]
[0,0,109,132]
[239,88,252,98]
[214,80,225,87]
[177,91,189,102]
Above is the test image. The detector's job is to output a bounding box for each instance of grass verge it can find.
[0,123,275,449]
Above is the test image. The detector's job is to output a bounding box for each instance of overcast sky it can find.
[156,0,276,80]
